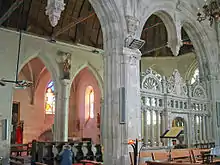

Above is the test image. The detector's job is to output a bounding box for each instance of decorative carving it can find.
[167,69,187,96]
[123,47,141,65]
[45,0,65,27]
[125,16,140,36]
[191,78,207,98]
[57,51,71,79]
[141,68,162,92]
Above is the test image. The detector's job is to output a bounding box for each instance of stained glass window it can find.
[85,86,95,119]
[191,68,199,84]
[45,81,55,114]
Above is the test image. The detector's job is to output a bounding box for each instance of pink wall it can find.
[13,69,54,143]
[69,67,101,144]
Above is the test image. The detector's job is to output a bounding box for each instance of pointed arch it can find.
[18,52,61,94]
[71,62,104,97]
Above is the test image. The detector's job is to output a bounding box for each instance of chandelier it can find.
[197,0,220,26]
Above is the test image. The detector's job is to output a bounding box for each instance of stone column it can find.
[150,110,154,146]
[202,116,206,143]
[54,79,70,141]
[208,75,217,144]
[156,111,161,146]
[194,115,198,143]
[160,112,165,145]
[191,114,196,145]
[123,48,142,142]
[199,115,203,143]
[143,109,148,145]
[102,46,142,165]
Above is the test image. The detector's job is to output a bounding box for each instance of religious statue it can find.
[56,51,72,80]
[62,52,71,79]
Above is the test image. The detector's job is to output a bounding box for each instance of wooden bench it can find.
[129,151,153,165]
[191,148,208,163]
[146,161,210,165]
[152,151,169,161]
[35,163,48,165]
[81,160,103,165]
[171,149,192,163]
[9,160,23,165]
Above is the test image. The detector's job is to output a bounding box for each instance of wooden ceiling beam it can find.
[0,0,24,25]
[52,12,95,38]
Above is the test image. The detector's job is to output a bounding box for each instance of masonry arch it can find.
[69,66,102,143]
[19,52,60,93]
[12,56,58,143]
[71,62,104,98]
[137,1,179,50]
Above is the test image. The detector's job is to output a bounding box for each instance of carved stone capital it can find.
[123,47,142,65]
[125,15,140,36]
[46,0,65,27]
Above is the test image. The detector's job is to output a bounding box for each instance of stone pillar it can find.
[194,115,198,143]
[191,114,196,145]
[156,111,161,146]
[208,75,217,144]
[199,115,203,143]
[202,116,206,143]
[160,112,165,145]
[143,109,148,145]
[123,48,142,141]
[150,110,154,146]
[102,46,142,165]
[54,79,70,141]
[188,114,193,147]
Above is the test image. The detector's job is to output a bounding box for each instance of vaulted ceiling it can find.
[0,0,194,57]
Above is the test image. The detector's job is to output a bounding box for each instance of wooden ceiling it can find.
[141,14,194,57]
[0,1,194,56]
[0,0,103,49]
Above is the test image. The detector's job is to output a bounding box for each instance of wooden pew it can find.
[81,160,103,165]
[129,152,153,165]
[146,161,210,165]
[152,151,169,161]
[171,149,192,163]
[35,163,48,165]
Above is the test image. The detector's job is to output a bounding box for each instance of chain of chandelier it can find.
[197,0,220,26]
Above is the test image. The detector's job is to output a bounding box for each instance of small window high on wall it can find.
[45,81,55,114]
[85,86,95,119]
[191,68,199,84]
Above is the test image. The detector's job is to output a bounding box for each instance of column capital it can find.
[123,47,142,65]
[61,79,71,85]
[123,47,141,56]
[207,74,217,81]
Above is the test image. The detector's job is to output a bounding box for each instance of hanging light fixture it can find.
[0,1,32,88]
[197,0,220,26]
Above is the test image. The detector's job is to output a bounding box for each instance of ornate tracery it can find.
[141,68,211,147]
